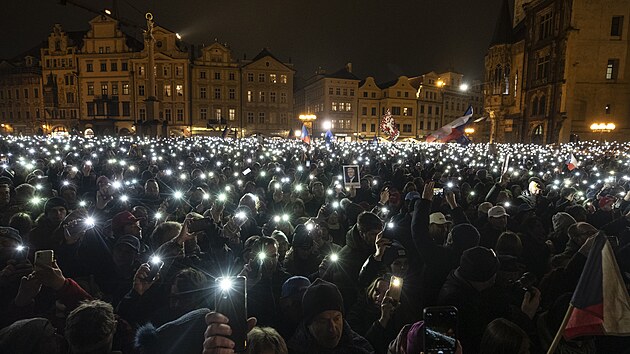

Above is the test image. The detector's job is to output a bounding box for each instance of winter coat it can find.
[288,320,375,354]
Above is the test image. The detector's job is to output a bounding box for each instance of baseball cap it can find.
[429,212,450,225]
[111,211,142,234]
[477,202,493,215]
[488,206,509,218]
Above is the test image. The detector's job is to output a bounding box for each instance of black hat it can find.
[382,240,407,265]
[302,279,344,323]
[450,223,480,250]
[292,224,313,249]
[0,227,22,244]
[458,246,499,282]
[44,197,67,214]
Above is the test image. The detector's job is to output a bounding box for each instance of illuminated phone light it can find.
[330,253,339,262]
[219,278,233,291]
[203,193,210,200]
[332,201,340,209]
[306,223,314,231]
[79,201,87,207]
[225,185,231,192]
[155,212,163,219]
[173,191,183,199]
[391,277,402,287]
[388,222,395,229]
[112,181,122,189]
[273,215,281,223]
[218,193,227,202]
[16,245,25,252]
[150,256,162,264]
[257,252,267,261]
[120,195,129,202]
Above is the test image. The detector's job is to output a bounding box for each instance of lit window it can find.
[176,85,183,96]
[164,85,172,97]
[270,74,277,83]
[229,108,236,120]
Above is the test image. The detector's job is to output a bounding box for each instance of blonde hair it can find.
[246,326,288,354]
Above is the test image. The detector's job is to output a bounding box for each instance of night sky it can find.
[1,0,512,83]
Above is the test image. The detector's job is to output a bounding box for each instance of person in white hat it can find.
[429,212,451,245]
[479,206,509,248]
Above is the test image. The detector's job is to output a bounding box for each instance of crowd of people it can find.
[1,134,630,354]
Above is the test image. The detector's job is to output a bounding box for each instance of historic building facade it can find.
[485,0,630,143]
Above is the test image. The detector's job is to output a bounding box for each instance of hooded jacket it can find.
[288,319,374,354]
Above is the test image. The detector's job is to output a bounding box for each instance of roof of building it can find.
[325,67,360,80]
[243,47,294,71]
[490,0,513,46]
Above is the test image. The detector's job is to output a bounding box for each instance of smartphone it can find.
[34,250,54,270]
[424,306,458,354]
[234,213,248,228]
[306,160,311,168]
[433,188,444,196]
[188,217,213,233]
[242,168,251,176]
[146,258,164,282]
[388,276,403,302]
[14,246,29,261]
[215,276,247,352]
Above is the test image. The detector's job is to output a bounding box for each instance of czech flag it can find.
[301,124,311,144]
[566,153,579,171]
[564,234,630,339]
[426,106,473,144]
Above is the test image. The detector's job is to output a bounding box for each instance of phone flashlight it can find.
[306,222,315,231]
[219,277,233,291]
[257,252,267,262]
[120,195,129,202]
[273,215,281,223]
[388,222,395,229]
[85,217,95,228]
[330,253,339,262]
[16,245,25,252]
[332,201,340,209]
[281,214,289,222]
[173,191,183,199]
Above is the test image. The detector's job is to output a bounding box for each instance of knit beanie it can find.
[44,197,67,214]
[552,212,576,232]
[458,246,499,282]
[302,279,344,323]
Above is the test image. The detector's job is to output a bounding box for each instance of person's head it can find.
[169,268,208,311]
[457,246,499,291]
[144,179,160,198]
[495,231,523,257]
[560,187,577,201]
[567,222,598,246]
[367,275,390,306]
[565,204,588,222]
[0,317,64,354]
[552,212,576,233]
[446,223,480,252]
[111,211,142,238]
[112,235,139,272]
[302,279,345,349]
[528,180,543,195]
[479,318,530,354]
[487,206,509,230]
[346,167,356,178]
[150,221,182,250]
[311,182,325,199]
[382,240,408,277]
[429,212,451,244]
[44,197,67,225]
[9,213,33,240]
[245,327,288,354]
[356,212,382,245]
[65,300,117,354]
[0,227,22,264]
[290,224,314,261]
[0,183,10,205]
[252,236,279,276]
[477,202,493,218]
[280,276,311,323]
[239,193,258,214]
[271,230,289,264]
[290,199,306,217]
[599,195,615,212]
[14,183,35,204]
[60,185,77,203]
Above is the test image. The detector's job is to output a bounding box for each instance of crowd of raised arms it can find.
[1,135,630,354]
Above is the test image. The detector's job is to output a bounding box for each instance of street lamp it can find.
[322,121,332,131]
[459,83,469,92]
[294,130,301,139]
[464,127,475,134]
[590,122,616,142]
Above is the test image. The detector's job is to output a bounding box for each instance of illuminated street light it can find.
[322,121,332,130]
[464,128,475,134]
[104,9,112,15]
[590,123,615,132]
[436,80,445,88]
[176,33,182,40]
[298,114,317,121]
[459,83,469,91]
[294,130,301,138]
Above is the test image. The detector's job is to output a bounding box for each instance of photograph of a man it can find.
[343,165,360,187]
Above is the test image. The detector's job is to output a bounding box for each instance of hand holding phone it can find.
[388,276,403,302]
[215,276,248,352]
[34,250,54,271]
[424,306,458,354]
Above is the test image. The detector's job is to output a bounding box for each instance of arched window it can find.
[539,95,546,116]
[494,65,502,94]
[534,125,544,135]
[532,97,539,116]
[503,64,511,95]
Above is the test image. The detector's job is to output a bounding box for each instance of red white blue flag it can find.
[564,234,630,339]
[426,106,473,144]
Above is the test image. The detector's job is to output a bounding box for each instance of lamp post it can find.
[590,122,615,142]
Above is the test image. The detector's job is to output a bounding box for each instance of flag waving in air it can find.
[301,124,311,144]
[566,153,579,171]
[563,234,630,340]
[426,106,473,144]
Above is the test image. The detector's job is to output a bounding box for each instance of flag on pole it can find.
[324,130,334,145]
[566,153,579,171]
[426,106,474,144]
[564,234,630,339]
[301,124,311,144]
[221,126,230,139]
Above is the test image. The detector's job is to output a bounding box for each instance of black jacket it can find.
[288,320,374,354]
